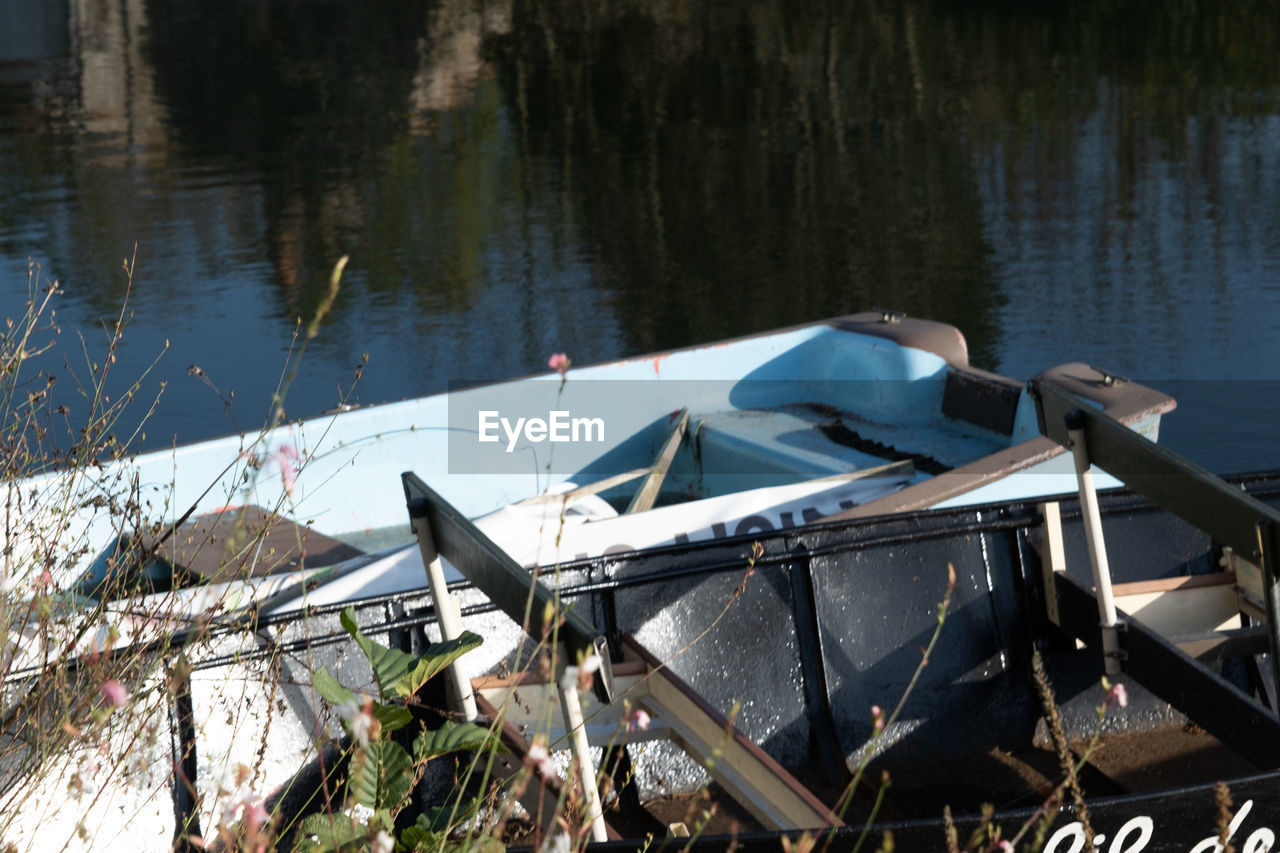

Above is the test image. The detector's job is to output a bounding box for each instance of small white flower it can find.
[372,830,394,853]
[580,654,602,675]
[559,665,580,691]
[526,739,556,777]
[336,694,376,746]
[539,828,571,853]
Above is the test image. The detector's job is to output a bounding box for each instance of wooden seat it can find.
[141,505,363,582]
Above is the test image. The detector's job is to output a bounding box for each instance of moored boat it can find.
[0,313,1185,849]
[6,311,1172,623]
[10,376,1280,853]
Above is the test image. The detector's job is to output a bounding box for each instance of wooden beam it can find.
[625,409,690,515]
[473,693,623,842]
[622,636,838,831]
[402,472,614,700]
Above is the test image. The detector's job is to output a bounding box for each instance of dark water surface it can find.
[1,0,1278,473]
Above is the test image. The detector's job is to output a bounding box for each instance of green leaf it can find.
[446,837,506,853]
[313,667,354,707]
[412,798,483,835]
[340,607,483,699]
[315,668,413,736]
[351,740,413,812]
[413,720,506,761]
[372,703,414,735]
[291,813,367,852]
[399,825,442,852]
[400,809,504,852]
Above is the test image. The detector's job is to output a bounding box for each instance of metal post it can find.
[408,499,478,721]
[1065,410,1123,675]
[558,667,608,842]
[1258,521,1280,713]
[169,664,203,852]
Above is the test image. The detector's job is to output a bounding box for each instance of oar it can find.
[625,408,690,515]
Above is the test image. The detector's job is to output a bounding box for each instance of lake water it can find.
[1,0,1278,474]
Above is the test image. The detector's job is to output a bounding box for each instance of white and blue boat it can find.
[8,310,1174,630]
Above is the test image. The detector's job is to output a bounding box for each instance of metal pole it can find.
[169,664,203,852]
[1258,522,1280,714]
[1065,410,1123,675]
[409,499,478,721]
[558,667,609,842]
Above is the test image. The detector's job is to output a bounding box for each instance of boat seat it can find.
[691,408,888,484]
[689,404,1008,493]
[140,505,363,583]
[72,505,364,601]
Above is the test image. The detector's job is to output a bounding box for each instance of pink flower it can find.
[101,680,129,708]
[242,798,269,835]
[271,444,302,495]
[547,353,571,375]
[870,704,885,731]
[1108,682,1129,708]
[222,792,269,834]
[629,709,651,732]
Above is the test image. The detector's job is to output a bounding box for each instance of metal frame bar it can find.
[1033,378,1280,701]
[1032,379,1280,559]
[1054,570,1280,765]
[787,557,849,786]
[169,664,202,851]
[401,471,614,701]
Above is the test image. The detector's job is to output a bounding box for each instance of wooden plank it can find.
[622,636,838,831]
[1165,626,1270,661]
[473,693,623,842]
[625,409,690,515]
[1113,584,1241,637]
[1040,501,1066,626]
[1110,572,1236,597]
[474,673,667,747]
[471,662,647,692]
[402,472,614,700]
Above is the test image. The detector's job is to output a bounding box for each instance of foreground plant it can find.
[0,254,358,849]
[294,607,500,852]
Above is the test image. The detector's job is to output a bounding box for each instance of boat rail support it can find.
[1257,522,1280,704]
[408,500,478,721]
[472,639,841,833]
[1065,409,1124,675]
[1039,501,1066,627]
[169,661,203,851]
[557,667,609,842]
